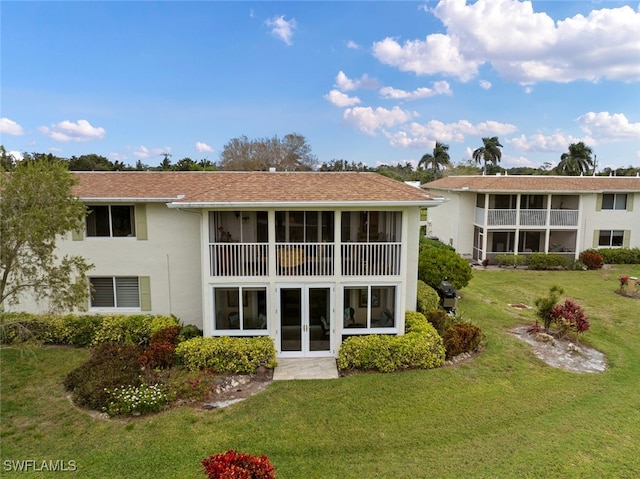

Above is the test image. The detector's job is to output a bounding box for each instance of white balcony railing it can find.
[550,210,579,226]
[519,209,546,226]
[342,243,402,276]
[210,242,402,277]
[210,243,268,277]
[487,209,517,226]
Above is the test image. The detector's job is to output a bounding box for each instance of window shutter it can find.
[627,194,634,212]
[115,277,140,308]
[135,204,148,240]
[139,276,152,311]
[623,231,630,248]
[595,194,602,212]
[71,228,84,241]
[593,230,600,248]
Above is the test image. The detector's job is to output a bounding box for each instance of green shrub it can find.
[534,285,564,330]
[418,246,473,290]
[337,313,445,373]
[0,313,103,347]
[527,253,570,270]
[495,254,528,268]
[64,343,143,410]
[425,309,453,337]
[179,324,203,342]
[175,336,277,373]
[443,322,483,359]
[420,237,455,252]
[92,314,179,346]
[578,251,604,270]
[416,280,440,315]
[105,383,170,417]
[587,247,640,264]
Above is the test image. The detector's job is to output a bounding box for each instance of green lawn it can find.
[2,266,640,478]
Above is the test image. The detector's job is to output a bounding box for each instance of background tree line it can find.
[2,135,638,178]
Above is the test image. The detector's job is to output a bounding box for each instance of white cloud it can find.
[8,150,24,162]
[346,40,360,49]
[195,141,214,153]
[134,145,150,159]
[265,15,297,46]
[343,106,417,136]
[577,112,640,141]
[39,119,105,142]
[385,119,517,148]
[324,89,361,107]
[373,0,640,83]
[379,81,452,100]
[334,71,379,92]
[479,80,492,90]
[506,132,585,153]
[0,117,24,135]
[372,34,479,82]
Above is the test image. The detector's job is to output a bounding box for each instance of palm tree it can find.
[557,142,594,176]
[418,141,451,178]
[472,137,503,174]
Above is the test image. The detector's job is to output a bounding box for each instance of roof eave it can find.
[167,199,447,209]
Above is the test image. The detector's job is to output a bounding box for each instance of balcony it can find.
[479,208,579,227]
[210,242,401,277]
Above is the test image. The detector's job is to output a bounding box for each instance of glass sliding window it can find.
[602,194,627,210]
[275,211,334,243]
[341,211,401,242]
[86,205,135,237]
[89,277,140,308]
[210,211,268,243]
[598,230,624,247]
[213,287,268,331]
[343,285,396,331]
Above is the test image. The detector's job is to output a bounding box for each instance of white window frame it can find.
[86,205,136,238]
[89,276,140,310]
[602,194,627,211]
[342,284,399,335]
[211,285,269,335]
[598,230,625,248]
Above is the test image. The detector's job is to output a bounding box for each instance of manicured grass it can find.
[2,266,640,478]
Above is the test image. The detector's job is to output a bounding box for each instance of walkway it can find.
[273,357,339,380]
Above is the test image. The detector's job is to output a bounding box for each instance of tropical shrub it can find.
[495,254,527,268]
[416,280,440,314]
[176,336,277,373]
[337,313,445,373]
[590,247,640,264]
[201,450,275,479]
[534,285,564,330]
[179,324,203,342]
[442,322,483,359]
[419,237,455,252]
[527,253,570,270]
[425,308,453,337]
[0,313,102,346]
[105,383,171,417]
[548,299,590,338]
[92,314,179,346]
[64,343,143,410]
[418,246,473,290]
[578,251,604,270]
[139,341,176,370]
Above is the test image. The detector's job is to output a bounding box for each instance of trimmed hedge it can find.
[175,336,277,373]
[585,247,640,265]
[416,280,440,315]
[337,312,445,373]
[526,253,571,270]
[0,313,182,347]
[494,254,528,268]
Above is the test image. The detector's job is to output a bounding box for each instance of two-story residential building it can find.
[423,174,640,263]
[19,171,444,359]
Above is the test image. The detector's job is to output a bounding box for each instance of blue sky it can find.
[1,1,639,171]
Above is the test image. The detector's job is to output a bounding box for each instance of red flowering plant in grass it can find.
[548,299,590,339]
[201,450,275,479]
[619,276,629,290]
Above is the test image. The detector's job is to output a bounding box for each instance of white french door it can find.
[277,284,333,357]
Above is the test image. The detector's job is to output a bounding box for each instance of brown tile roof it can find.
[71,171,441,205]
[424,175,640,193]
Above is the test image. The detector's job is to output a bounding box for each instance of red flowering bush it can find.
[139,341,176,369]
[620,275,629,289]
[549,299,590,338]
[201,450,275,479]
[579,251,604,270]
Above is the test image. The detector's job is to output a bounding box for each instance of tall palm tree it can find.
[557,142,594,176]
[472,136,503,174]
[418,141,451,178]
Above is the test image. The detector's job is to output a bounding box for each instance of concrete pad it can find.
[273,357,339,380]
